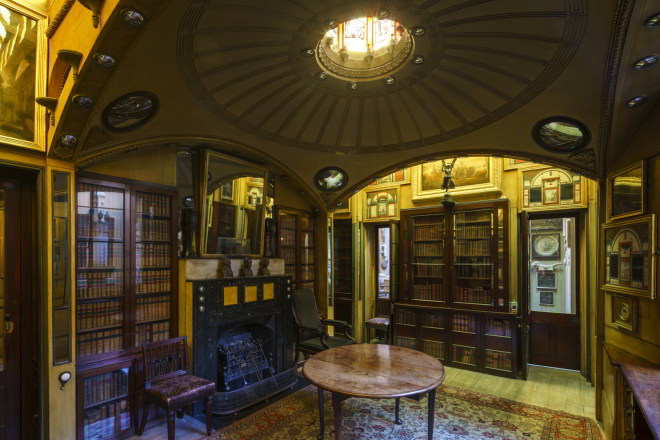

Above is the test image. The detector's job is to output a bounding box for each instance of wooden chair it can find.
[365,296,393,343]
[292,288,356,359]
[138,336,215,440]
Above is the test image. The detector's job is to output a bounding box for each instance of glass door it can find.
[453,209,494,306]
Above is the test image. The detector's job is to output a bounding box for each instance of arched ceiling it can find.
[48,0,660,209]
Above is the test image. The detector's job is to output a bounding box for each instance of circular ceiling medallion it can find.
[102,92,159,131]
[532,117,590,153]
[314,167,348,192]
[178,0,587,154]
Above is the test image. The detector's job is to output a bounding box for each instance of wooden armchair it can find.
[292,288,356,359]
[138,336,215,440]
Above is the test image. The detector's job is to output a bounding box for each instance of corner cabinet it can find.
[394,199,518,378]
[276,207,316,290]
[75,174,178,439]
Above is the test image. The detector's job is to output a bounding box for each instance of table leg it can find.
[428,388,436,440]
[332,393,343,440]
[395,397,402,424]
[317,388,325,440]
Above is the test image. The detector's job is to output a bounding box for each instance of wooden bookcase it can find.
[75,174,177,439]
[332,218,353,331]
[394,199,517,377]
[276,207,316,290]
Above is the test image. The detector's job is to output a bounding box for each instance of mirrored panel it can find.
[203,151,267,256]
[608,161,645,221]
[52,171,71,364]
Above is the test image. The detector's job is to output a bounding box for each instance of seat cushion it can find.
[300,336,355,352]
[145,375,215,410]
[365,317,390,330]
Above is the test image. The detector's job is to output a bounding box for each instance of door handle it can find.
[4,313,13,334]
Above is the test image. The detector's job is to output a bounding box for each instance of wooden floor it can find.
[130,365,596,439]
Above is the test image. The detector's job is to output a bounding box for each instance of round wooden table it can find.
[302,344,445,440]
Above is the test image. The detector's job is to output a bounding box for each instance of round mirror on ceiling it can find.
[314,167,348,192]
[532,117,590,153]
[102,92,159,131]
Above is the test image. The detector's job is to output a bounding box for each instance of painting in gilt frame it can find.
[603,214,656,299]
[0,1,46,151]
[520,166,586,210]
[411,157,502,200]
[504,159,542,170]
[369,169,409,188]
[364,186,399,222]
[607,161,646,221]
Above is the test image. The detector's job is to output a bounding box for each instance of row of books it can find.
[396,336,417,350]
[136,192,170,217]
[455,225,491,239]
[77,329,123,358]
[412,283,444,301]
[298,281,315,289]
[279,228,297,247]
[452,314,477,333]
[424,313,444,328]
[77,272,123,298]
[77,184,124,209]
[77,301,123,331]
[412,215,443,226]
[413,242,443,256]
[280,247,296,264]
[456,264,492,279]
[279,214,296,230]
[414,260,443,277]
[455,287,493,305]
[396,309,417,325]
[453,346,477,365]
[456,210,490,222]
[135,321,170,347]
[414,224,443,241]
[486,319,512,337]
[136,295,170,323]
[135,218,170,241]
[486,350,512,371]
[83,400,131,440]
[77,212,122,240]
[455,239,491,256]
[136,269,171,294]
[83,370,129,407]
[284,265,296,279]
[77,242,123,269]
[136,242,171,267]
[423,340,444,359]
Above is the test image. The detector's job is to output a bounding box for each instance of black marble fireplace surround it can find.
[192,275,297,414]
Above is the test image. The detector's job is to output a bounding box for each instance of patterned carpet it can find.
[207,384,602,440]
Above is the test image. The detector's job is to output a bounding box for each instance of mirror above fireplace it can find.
[202,151,269,257]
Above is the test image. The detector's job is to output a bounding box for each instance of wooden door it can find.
[519,211,530,380]
[526,213,581,370]
[333,219,353,332]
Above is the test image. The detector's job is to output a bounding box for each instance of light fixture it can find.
[626,95,647,108]
[384,77,395,85]
[412,55,424,65]
[632,55,658,69]
[377,9,390,19]
[93,53,117,68]
[347,82,358,90]
[325,19,338,28]
[58,371,72,390]
[59,134,78,146]
[411,26,426,37]
[72,94,94,109]
[121,9,145,26]
[314,72,328,81]
[301,48,315,57]
[645,12,660,27]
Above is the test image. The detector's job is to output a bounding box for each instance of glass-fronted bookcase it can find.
[276,207,316,290]
[75,174,177,439]
[394,199,517,378]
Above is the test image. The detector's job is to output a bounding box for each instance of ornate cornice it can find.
[45,0,76,39]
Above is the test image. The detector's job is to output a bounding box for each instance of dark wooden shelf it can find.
[84,393,129,411]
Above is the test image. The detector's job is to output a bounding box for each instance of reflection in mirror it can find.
[204,152,267,256]
[611,166,643,218]
[52,172,71,364]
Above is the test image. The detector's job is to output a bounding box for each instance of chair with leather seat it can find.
[138,336,215,440]
[292,288,356,359]
[365,296,393,344]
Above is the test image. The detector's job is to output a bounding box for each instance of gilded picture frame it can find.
[411,156,502,201]
[368,169,409,189]
[602,214,656,299]
[607,160,646,222]
[503,159,545,170]
[0,1,47,151]
[519,166,587,211]
[363,185,400,222]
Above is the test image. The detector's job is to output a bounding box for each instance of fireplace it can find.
[192,276,296,414]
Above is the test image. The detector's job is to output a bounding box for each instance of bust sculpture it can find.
[258,258,270,276]
[240,256,253,277]
[218,255,233,278]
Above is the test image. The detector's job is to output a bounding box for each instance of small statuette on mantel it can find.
[218,256,233,278]
[258,258,270,276]
[240,257,253,277]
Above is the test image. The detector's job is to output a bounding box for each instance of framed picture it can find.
[364,186,399,222]
[504,159,545,170]
[539,290,554,306]
[603,214,656,299]
[246,184,263,208]
[411,156,502,201]
[369,169,409,188]
[520,166,586,211]
[220,180,233,201]
[610,294,638,333]
[537,271,556,288]
[532,234,561,260]
[607,161,646,221]
[0,1,47,151]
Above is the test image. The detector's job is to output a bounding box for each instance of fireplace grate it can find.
[218,333,274,392]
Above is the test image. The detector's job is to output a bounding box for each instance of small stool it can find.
[365,316,391,344]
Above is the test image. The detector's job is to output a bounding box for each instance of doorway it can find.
[524,213,580,371]
[0,168,40,439]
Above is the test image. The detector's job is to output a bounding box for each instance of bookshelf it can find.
[75,175,177,440]
[333,218,353,332]
[276,207,316,290]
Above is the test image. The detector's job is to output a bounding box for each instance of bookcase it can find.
[276,207,316,290]
[333,218,353,332]
[75,174,177,439]
[395,199,517,377]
